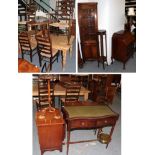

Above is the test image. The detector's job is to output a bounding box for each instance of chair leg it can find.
[98,60,99,68]
[21,51,24,59]
[102,58,105,69]
[38,54,42,67]
[50,58,52,71]
[57,53,59,63]
[61,51,63,68]
[30,51,32,62]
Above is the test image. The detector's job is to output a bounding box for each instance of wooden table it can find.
[50,34,75,69]
[33,82,90,101]
[30,33,74,70]
[27,20,50,31]
[49,22,71,44]
[62,102,119,155]
[18,58,40,73]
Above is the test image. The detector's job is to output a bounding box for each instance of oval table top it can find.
[18,58,40,73]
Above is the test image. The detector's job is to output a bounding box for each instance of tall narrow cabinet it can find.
[78,3,99,61]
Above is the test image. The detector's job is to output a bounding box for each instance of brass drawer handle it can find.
[81,122,85,126]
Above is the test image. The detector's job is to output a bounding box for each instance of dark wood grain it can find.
[78,3,99,61]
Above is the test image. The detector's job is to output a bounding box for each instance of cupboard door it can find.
[78,3,99,60]
[81,41,98,60]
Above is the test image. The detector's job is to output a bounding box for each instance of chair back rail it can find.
[63,83,81,106]
[36,34,52,57]
[36,30,59,71]
[38,79,54,108]
[19,31,37,62]
[19,32,31,51]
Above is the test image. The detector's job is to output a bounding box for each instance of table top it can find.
[18,58,40,73]
[50,34,74,51]
[63,105,118,119]
[31,33,74,52]
[33,82,90,97]
[27,20,50,26]
[50,22,69,28]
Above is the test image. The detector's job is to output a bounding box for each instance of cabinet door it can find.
[78,3,98,60]
[81,42,98,60]
[38,125,63,150]
[78,3,98,42]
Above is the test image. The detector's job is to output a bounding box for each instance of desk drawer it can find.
[70,119,96,129]
[96,117,116,127]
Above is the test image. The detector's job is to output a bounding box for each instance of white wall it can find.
[77,0,125,64]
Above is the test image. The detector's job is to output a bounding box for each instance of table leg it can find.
[67,130,71,155]
[84,93,88,101]
[62,50,67,70]
[69,43,73,58]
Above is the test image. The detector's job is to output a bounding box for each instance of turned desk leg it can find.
[67,130,71,155]
[106,125,115,148]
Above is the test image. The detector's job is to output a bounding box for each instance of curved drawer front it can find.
[70,119,96,129]
[96,117,116,127]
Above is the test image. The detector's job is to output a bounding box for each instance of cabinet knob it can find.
[104,120,107,123]
[81,122,85,126]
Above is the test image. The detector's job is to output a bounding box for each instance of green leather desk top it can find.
[64,105,118,118]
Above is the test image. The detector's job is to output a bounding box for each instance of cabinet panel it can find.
[78,3,99,61]
[81,41,98,60]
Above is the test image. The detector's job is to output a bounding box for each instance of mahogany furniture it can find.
[36,30,60,71]
[62,101,119,155]
[18,58,40,73]
[78,3,99,62]
[36,108,65,155]
[18,31,37,62]
[97,30,108,69]
[112,30,135,69]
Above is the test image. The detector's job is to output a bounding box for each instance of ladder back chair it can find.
[36,30,60,71]
[36,78,55,110]
[18,31,37,62]
[61,82,81,107]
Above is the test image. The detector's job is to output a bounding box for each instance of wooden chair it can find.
[18,31,37,62]
[36,30,60,71]
[61,82,81,107]
[36,78,55,110]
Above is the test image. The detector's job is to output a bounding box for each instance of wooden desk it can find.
[18,58,40,73]
[62,102,119,155]
[33,83,90,101]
